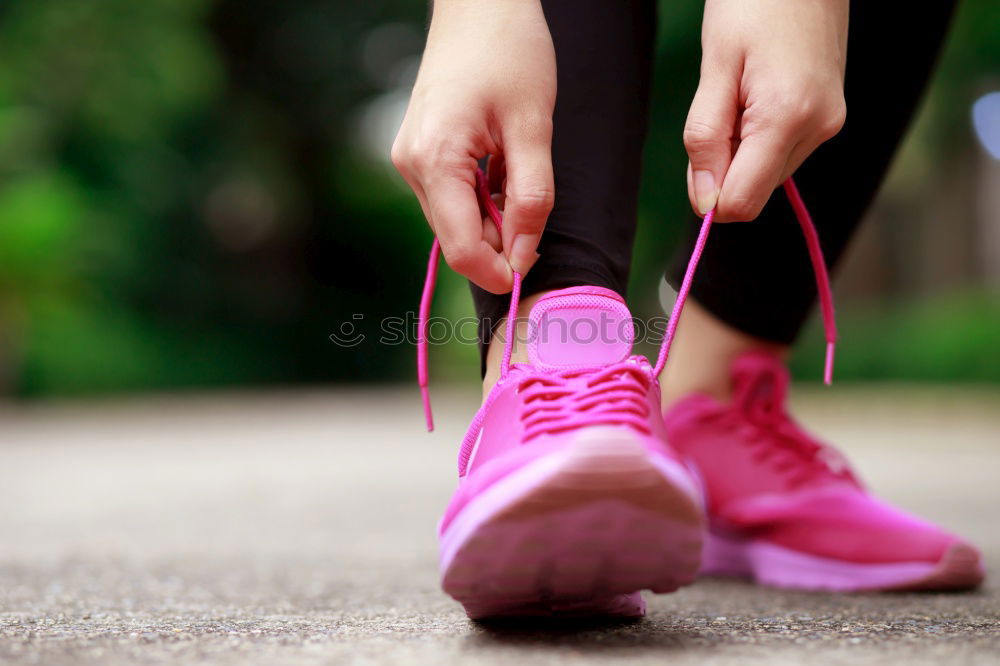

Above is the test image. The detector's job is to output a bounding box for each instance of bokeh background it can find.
[1,0,998,399]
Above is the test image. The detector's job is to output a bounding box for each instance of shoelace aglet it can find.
[421,383,434,432]
[417,239,440,431]
[824,341,835,386]
[784,178,838,387]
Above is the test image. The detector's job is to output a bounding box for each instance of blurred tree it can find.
[0,0,996,396]
[0,0,432,393]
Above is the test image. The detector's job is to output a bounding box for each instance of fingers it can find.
[715,126,794,222]
[392,126,516,293]
[778,139,812,186]
[715,93,845,221]
[425,172,514,293]
[482,207,502,253]
[391,158,434,234]
[683,66,739,216]
[778,102,846,184]
[500,116,554,274]
[392,110,552,289]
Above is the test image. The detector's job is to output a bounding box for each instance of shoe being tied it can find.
[415,169,708,619]
[436,286,705,619]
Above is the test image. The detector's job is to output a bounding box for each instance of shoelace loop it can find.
[417,168,838,432]
[519,360,653,441]
[417,169,520,431]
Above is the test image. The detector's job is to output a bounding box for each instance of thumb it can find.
[500,117,554,274]
[683,70,739,216]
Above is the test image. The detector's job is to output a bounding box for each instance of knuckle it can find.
[399,138,428,170]
[519,111,553,139]
[771,88,846,138]
[398,133,466,173]
[389,138,409,170]
[683,120,726,154]
[442,243,477,272]
[773,94,813,127]
[817,98,847,140]
[762,83,813,122]
[510,184,555,218]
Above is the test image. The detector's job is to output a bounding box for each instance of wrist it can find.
[432,0,541,17]
[426,0,548,54]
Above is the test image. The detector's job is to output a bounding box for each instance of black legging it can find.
[472,0,957,371]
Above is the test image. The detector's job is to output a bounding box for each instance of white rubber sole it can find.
[702,530,985,592]
[439,429,705,619]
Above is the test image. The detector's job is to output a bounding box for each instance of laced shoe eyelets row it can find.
[517,360,654,441]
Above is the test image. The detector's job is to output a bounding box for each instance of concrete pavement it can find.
[0,385,997,665]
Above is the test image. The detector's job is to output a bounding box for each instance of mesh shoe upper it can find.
[439,286,688,534]
[663,351,979,565]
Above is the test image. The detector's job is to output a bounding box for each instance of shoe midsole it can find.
[439,441,701,575]
[703,530,939,590]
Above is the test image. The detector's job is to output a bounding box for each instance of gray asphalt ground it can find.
[0,385,998,665]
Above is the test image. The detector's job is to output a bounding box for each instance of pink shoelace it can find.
[519,362,654,441]
[418,169,837,432]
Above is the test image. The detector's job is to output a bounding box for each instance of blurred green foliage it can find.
[789,291,1000,382]
[0,0,997,396]
[0,0,431,394]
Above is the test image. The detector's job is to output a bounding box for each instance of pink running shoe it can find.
[663,351,985,592]
[416,170,707,618]
[435,286,705,618]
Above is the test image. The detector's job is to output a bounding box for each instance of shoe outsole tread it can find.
[440,435,705,619]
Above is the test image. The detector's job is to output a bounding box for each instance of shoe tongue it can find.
[527,287,633,371]
[731,351,790,413]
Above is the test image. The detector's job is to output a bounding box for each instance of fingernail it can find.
[693,170,719,215]
[509,233,541,274]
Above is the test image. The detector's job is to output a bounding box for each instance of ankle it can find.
[658,300,787,410]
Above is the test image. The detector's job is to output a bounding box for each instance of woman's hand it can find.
[391,0,556,293]
[685,0,848,221]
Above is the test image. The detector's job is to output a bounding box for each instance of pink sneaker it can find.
[663,351,985,592]
[413,169,711,618]
[434,286,705,618]
[415,168,866,614]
